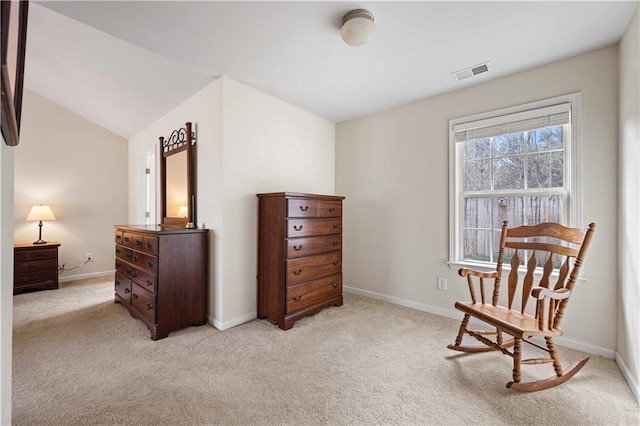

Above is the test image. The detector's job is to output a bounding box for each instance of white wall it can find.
[13,90,128,280]
[1,135,15,425]
[127,76,335,329]
[618,4,640,402]
[220,77,335,327]
[336,46,620,354]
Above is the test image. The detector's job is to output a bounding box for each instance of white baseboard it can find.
[344,285,461,321]
[616,352,640,405]
[343,285,615,359]
[59,270,115,283]
[209,311,257,331]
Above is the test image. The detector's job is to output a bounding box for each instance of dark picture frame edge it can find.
[1,0,29,147]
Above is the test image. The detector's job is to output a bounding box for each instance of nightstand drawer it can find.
[14,248,57,262]
[15,258,57,273]
[15,270,57,286]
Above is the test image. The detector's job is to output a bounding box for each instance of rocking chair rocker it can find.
[448,221,596,391]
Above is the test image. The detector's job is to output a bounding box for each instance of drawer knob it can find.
[332,240,339,246]
[125,268,132,274]
[115,262,121,268]
[136,240,142,246]
[293,225,303,231]
[145,242,152,248]
[132,254,138,262]
[333,223,340,229]
[146,279,153,286]
[299,205,309,212]
[146,302,153,310]
[124,288,130,294]
[293,245,303,251]
[124,237,130,242]
[293,269,303,276]
[115,280,120,287]
[132,271,138,278]
[132,293,138,300]
[332,282,341,289]
[329,206,335,212]
[332,261,340,266]
[146,260,154,267]
[292,295,303,302]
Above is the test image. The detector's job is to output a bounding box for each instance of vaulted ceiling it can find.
[26,1,639,138]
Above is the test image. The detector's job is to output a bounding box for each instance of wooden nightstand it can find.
[14,242,61,295]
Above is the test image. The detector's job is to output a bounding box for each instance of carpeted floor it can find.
[12,277,640,425]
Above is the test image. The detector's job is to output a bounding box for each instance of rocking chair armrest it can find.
[531,287,571,301]
[458,268,499,279]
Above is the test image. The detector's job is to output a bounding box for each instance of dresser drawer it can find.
[15,270,57,286]
[114,230,124,245]
[131,282,157,324]
[287,199,318,218]
[14,258,57,273]
[14,248,57,262]
[116,261,156,292]
[317,201,342,218]
[115,245,129,261]
[122,231,144,249]
[142,236,158,255]
[128,251,157,274]
[286,251,342,286]
[287,218,342,238]
[286,273,342,313]
[286,234,342,259]
[114,272,132,303]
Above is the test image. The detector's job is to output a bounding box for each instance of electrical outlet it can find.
[437,277,447,291]
[86,252,93,261]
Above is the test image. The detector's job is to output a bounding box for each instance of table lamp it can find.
[26,205,56,244]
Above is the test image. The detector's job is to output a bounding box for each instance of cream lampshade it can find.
[177,205,188,218]
[26,205,56,244]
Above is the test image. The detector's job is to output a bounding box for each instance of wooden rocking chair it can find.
[448,221,596,391]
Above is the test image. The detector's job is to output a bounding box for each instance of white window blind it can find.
[454,103,571,143]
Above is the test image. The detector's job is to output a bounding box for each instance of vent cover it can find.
[452,61,491,81]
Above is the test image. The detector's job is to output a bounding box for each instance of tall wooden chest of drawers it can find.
[14,242,61,294]
[257,192,345,330]
[114,225,208,340]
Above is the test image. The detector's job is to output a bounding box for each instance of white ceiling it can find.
[26,1,638,139]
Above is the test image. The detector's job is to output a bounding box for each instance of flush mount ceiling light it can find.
[340,9,375,47]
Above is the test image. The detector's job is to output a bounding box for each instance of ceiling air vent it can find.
[451,61,492,82]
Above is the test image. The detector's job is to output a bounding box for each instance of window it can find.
[448,94,582,269]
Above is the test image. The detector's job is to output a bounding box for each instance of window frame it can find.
[448,93,582,273]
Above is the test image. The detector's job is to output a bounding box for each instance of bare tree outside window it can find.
[462,125,566,266]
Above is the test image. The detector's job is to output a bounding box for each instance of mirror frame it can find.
[159,122,196,228]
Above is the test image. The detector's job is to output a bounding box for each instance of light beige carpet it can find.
[12,277,640,425]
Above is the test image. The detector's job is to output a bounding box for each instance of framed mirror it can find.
[159,122,196,228]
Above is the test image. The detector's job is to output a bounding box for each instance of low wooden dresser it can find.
[257,192,345,330]
[114,225,208,340]
[14,242,61,294]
